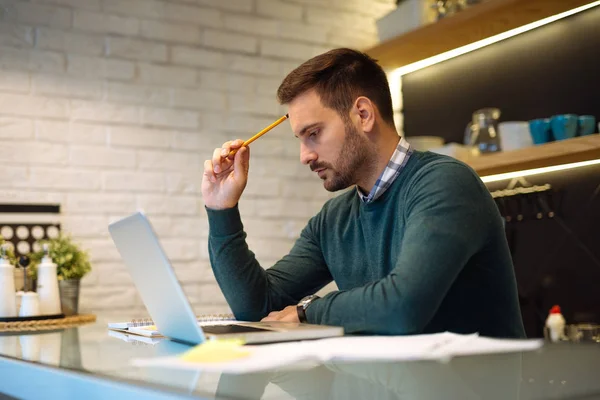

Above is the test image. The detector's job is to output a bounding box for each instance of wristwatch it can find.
[297,294,320,323]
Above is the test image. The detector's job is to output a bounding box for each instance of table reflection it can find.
[1,324,600,400]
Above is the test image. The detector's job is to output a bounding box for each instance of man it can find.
[202,48,525,338]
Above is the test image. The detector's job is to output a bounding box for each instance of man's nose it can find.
[300,143,317,165]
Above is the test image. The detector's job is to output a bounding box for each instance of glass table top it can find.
[1,316,600,399]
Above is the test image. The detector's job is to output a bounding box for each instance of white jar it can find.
[36,257,62,315]
[0,255,17,318]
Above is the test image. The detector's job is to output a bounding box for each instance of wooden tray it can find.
[0,314,96,332]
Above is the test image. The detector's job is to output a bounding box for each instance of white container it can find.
[0,252,17,318]
[545,305,566,343]
[36,257,62,315]
[498,121,533,152]
[376,0,436,42]
[18,292,40,317]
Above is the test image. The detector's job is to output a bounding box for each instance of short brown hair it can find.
[277,48,395,127]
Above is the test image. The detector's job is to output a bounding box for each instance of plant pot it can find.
[58,279,80,316]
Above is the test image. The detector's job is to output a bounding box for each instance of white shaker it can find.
[36,244,61,315]
[18,292,40,317]
[17,256,40,318]
[0,244,17,318]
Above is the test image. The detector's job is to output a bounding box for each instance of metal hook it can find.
[530,192,544,220]
[499,196,512,223]
[515,194,525,222]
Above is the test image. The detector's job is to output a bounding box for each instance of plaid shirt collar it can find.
[357,137,413,203]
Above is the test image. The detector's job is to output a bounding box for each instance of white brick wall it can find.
[0,117,34,139]
[73,10,139,36]
[106,37,168,62]
[137,63,196,87]
[0,70,30,93]
[67,55,135,80]
[139,20,201,45]
[106,81,170,106]
[0,46,65,73]
[34,73,103,99]
[257,0,303,21]
[13,2,72,29]
[0,0,395,315]
[0,22,35,48]
[171,45,224,68]
[37,27,105,56]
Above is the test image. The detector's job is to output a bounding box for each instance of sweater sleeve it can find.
[305,162,495,334]
[207,205,333,322]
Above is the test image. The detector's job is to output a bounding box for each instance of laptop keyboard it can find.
[202,324,269,335]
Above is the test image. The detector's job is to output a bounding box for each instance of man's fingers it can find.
[203,160,216,183]
[230,139,244,148]
[219,141,233,158]
[233,146,249,179]
[261,310,280,322]
[221,139,245,159]
[212,148,223,173]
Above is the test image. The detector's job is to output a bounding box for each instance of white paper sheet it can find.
[131,332,543,374]
[132,341,317,373]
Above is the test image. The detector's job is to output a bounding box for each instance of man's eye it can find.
[309,129,319,137]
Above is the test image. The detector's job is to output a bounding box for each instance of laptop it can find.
[108,212,343,345]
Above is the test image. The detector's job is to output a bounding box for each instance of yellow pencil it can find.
[227,114,289,158]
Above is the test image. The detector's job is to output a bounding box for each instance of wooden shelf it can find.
[464,135,600,176]
[366,0,595,70]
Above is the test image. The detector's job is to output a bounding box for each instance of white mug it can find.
[499,122,533,152]
[18,292,40,317]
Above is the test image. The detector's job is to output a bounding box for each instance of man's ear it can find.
[354,96,375,133]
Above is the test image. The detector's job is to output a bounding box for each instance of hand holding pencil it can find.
[226,114,288,158]
[201,114,289,210]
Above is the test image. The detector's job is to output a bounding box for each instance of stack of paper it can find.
[108,319,241,338]
[108,330,162,345]
[131,332,543,374]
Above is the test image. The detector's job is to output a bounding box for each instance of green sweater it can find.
[207,151,526,338]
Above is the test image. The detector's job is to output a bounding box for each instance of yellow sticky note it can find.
[180,339,250,363]
[139,325,157,331]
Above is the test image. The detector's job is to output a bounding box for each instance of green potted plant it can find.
[29,234,92,315]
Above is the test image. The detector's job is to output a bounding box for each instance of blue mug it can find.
[550,114,578,141]
[578,115,596,136]
[529,118,551,145]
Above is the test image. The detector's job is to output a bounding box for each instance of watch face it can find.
[300,295,317,309]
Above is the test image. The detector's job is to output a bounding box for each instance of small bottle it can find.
[18,256,40,318]
[36,244,62,315]
[0,245,17,318]
[545,305,566,343]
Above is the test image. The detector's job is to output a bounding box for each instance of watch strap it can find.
[297,303,308,323]
[296,295,319,323]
